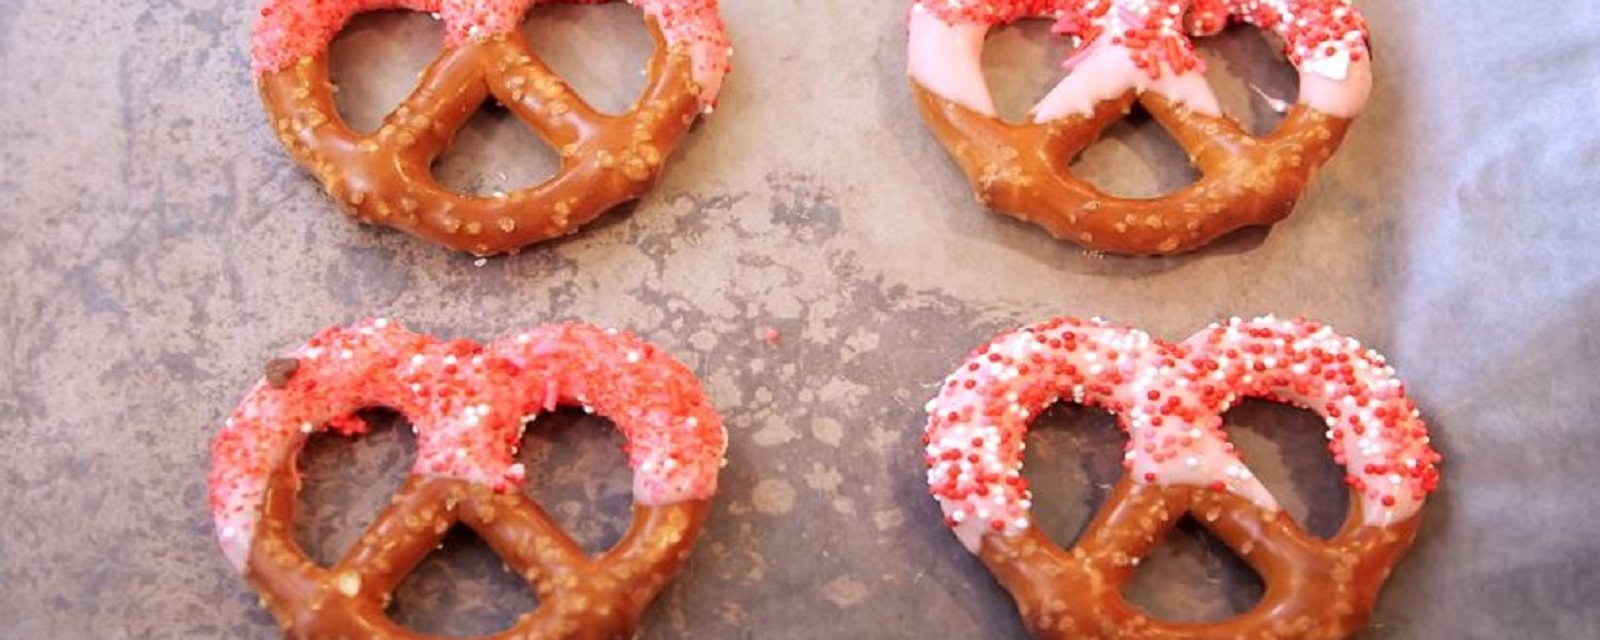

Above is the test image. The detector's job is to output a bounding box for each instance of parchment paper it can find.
[2,1,1598,637]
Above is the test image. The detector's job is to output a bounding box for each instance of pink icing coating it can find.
[923,316,1441,553]
[907,0,1372,120]
[208,318,727,569]
[251,0,731,106]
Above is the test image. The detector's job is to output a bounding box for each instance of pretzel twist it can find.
[907,0,1372,255]
[210,319,728,638]
[923,316,1441,639]
[254,0,731,255]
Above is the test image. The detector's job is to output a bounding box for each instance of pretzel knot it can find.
[252,0,732,255]
[907,0,1373,255]
[209,319,728,638]
[923,316,1441,639]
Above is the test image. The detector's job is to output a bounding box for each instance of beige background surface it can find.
[2,0,1598,638]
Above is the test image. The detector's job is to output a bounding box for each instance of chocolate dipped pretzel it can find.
[908,1,1373,254]
[254,0,731,255]
[209,319,728,638]
[923,316,1441,638]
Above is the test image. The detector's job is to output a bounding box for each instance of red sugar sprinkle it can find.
[208,319,726,570]
[912,0,1369,80]
[251,0,732,105]
[923,315,1440,551]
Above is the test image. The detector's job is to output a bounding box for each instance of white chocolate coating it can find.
[906,0,1373,122]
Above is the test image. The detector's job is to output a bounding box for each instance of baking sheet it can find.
[2,0,1599,637]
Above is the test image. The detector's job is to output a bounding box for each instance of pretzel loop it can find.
[259,4,711,255]
[907,0,1371,255]
[922,316,1442,639]
[211,320,727,638]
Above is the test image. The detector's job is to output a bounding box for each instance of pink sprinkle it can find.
[923,315,1439,552]
[207,318,727,570]
[251,0,732,106]
[910,0,1369,79]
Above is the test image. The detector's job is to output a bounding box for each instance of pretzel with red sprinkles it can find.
[254,0,731,255]
[908,0,1374,254]
[923,316,1440,638]
[209,319,727,638]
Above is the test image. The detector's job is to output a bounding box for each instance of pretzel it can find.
[209,319,728,638]
[253,0,732,255]
[907,1,1373,255]
[923,316,1442,638]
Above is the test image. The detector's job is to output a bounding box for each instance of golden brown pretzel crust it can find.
[246,462,709,639]
[912,81,1352,255]
[978,478,1421,639]
[260,19,704,256]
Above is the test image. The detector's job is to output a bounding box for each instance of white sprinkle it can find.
[626,351,642,363]
[300,422,315,434]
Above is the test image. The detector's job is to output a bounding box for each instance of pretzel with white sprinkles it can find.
[923,316,1441,639]
[253,0,732,255]
[908,0,1374,254]
[209,319,727,638]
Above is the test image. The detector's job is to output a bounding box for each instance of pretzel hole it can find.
[1222,399,1349,540]
[431,106,562,196]
[1067,111,1200,198]
[1020,403,1124,549]
[291,408,415,567]
[327,11,443,133]
[523,2,653,116]
[1122,515,1264,622]
[387,526,540,636]
[1192,26,1297,137]
[516,407,634,556]
[981,20,1080,123]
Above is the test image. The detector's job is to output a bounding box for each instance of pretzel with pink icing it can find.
[923,316,1441,639]
[209,319,727,638]
[908,0,1375,255]
[253,0,731,255]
